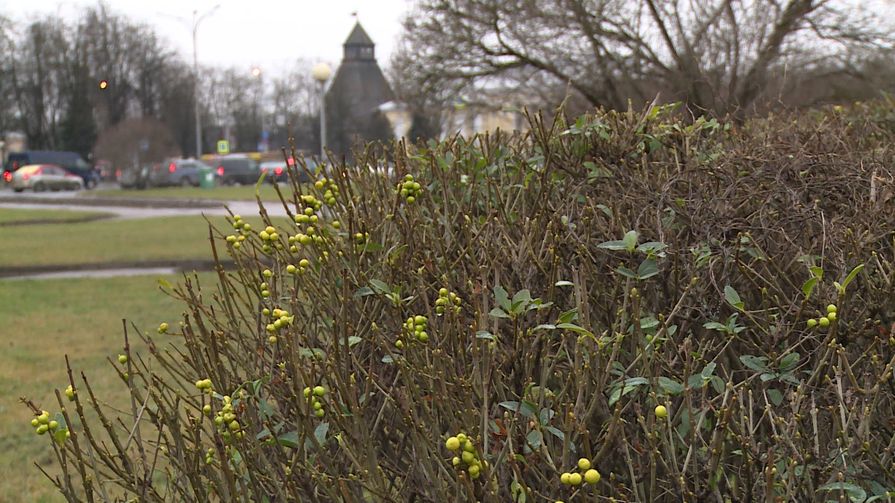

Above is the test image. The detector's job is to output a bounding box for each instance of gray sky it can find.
[2,0,414,76]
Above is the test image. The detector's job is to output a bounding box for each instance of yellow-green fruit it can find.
[30,418,39,427]
[65,385,75,401]
[568,472,582,485]
[203,404,212,415]
[584,468,600,484]
[560,472,571,485]
[806,318,817,328]
[48,420,58,430]
[36,424,49,435]
[827,312,837,321]
[158,322,169,334]
[468,464,480,477]
[461,451,476,464]
[38,412,50,424]
[117,354,128,364]
[313,385,326,397]
[827,304,837,313]
[299,259,310,268]
[395,340,404,349]
[315,409,325,418]
[818,317,830,328]
[228,421,240,432]
[452,456,461,466]
[445,436,461,451]
[655,405,668,419]
[578,457,591,470]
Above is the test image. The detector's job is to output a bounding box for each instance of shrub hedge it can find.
[27,100,895,502]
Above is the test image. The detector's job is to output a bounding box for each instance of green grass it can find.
[85,184,298,202]
[0,273,214,502]
[0,208,112,224]
[0,215,288,268]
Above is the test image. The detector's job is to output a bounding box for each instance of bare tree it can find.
[395,0,895,116]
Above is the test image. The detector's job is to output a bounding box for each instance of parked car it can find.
[260,157,316,184]
[117,163,152,189]
[10,164,84,192]
[3,151,100,189]
[215,156,260,185]
[147,158,217,187]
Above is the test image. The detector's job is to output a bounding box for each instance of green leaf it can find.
[701,362,717,379]
[499,400,538,419]
[369,279,391,294]
[703,321,728,332]
[817,482,867,502]
[767,389,783,406]
[597,240,628,251]
[556,323,594,338]
[526,430,543,450]
[494,285,510,311]
[489,307,510,319]
[622,230,639,252]
[533,324,556,332]
[557,308,578,324]
[637,258,659,279]
[347,336,362,347]
[809,265,824,279]
[639,316,660,330]
[637,241,668,254]
[381,354,394,364]
[801,277,818,299]
[475,330,496,340]
[658,377,685,395]
[545,426,565,441]
[780,352,800,372]
[314,422,329,445]
[724,285,744,311]
[596,204,612,217]
[615,266,638,279]
[512,289,532,307]
[841,263,865,292]
[354,286,375,298]
[739,355,769,373]
[273,430,299,449]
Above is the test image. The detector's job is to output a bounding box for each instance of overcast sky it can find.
[1,0,414,76]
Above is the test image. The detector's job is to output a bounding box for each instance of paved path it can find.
[0,198,288,220]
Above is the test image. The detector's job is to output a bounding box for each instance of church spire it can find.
[343,22,375,61]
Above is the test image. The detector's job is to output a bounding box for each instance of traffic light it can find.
[98,79,108,90]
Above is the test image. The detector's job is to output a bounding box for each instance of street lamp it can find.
[191,5,220,158]
[311,63,332,159]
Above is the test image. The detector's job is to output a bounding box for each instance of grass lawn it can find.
[0,214,289,268]
[0,273,215,502]
[85,184,298,202]
[0,208,112,225]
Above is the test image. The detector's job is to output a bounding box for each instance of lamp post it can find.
[311,63,332,159]
[191,5,220,158]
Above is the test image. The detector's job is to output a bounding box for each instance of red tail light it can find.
[217,166,224,176]
[286,157,295,166]
[274,167,283,176]
[168,163,176,173]
[2,172,10,182]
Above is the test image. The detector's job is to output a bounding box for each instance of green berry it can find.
[445,436,461,451]
[655,405,668,418]
[818,317,830,327]
[827,304,837,314]
[584,468,601,484]
[806,318,817,328]
[118,354,128,365]
[578,458,591,471]
[568,472,582,485]
[313,385,326,397]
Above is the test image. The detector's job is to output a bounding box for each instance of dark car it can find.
[147,158,217,187]
[215,156,260,185]
[260,157,316,184]
[3,151,100,189]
